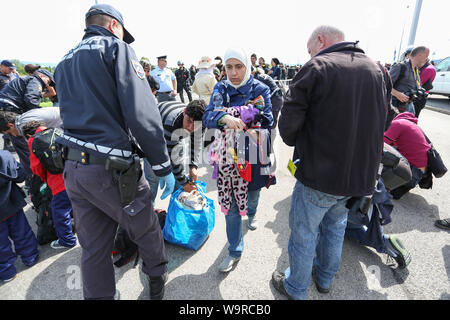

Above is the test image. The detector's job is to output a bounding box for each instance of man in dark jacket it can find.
[175,61,192,103]
[272,26,387,300]
[0,71,55,178]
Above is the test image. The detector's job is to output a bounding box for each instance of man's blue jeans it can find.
[225,189,261,258]
[284,180,349,300]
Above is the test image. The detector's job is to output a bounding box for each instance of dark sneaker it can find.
[218,255,240,273]
[271,271,293,300]
[148,271,168,300]
[50,240,73,250]
[387,236,411,269]
[247,215,258,231]
[2,274,17,283]
[311,269,330,294]
[435,218,450,231]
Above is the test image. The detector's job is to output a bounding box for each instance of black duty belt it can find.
[65,148,108,166]
[157,91,172,95]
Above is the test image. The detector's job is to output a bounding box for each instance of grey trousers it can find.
[156,92,176,103]
[63,160,168,300]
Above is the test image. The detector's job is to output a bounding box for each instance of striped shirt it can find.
[158,101,203,185]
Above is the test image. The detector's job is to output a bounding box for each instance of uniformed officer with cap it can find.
[0,60,19,153]
[150,55,178,103]
[54,3,175,300]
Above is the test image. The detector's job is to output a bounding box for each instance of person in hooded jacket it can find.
[203,47,273,273]
[0,150,39,282]
[384,112,431,200]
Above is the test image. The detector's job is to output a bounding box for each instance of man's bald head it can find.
[307,25,345,58]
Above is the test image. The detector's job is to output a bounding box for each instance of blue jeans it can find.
[0,209,39,280]
[225,189,261,258]
[51,190,77,247]
[405,102,415,114]
[345,213,388,254]
[143,159,182,202]
[284,181,349,300]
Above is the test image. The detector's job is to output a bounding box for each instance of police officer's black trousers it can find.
[177,84,192,103]
[63,160,168,300]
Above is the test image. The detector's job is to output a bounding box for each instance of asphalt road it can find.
[426,94,450,114]
[0,106,449,301]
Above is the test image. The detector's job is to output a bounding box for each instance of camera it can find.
[404,87,429,102]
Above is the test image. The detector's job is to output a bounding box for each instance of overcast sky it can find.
[2,0,450,67]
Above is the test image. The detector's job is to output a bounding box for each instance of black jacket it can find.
[279,42,387,197]
[0,151,27,222]
[175,68,191,86]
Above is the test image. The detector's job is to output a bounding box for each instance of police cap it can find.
[157,55,167,60]
[85,4,135,44]
[1,60,17,70]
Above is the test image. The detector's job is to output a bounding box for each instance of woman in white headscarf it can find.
[202,47,274,273]
[192,56,217,105]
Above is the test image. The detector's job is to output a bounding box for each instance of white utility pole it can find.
[408,0,423,46]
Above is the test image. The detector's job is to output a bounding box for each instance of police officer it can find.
[175,61,193,103]
[150,55,177,103]
[0,60,19,153]
[54,4,175,300]
[0,69,55,177]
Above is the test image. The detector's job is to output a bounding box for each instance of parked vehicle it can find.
[430,57,450,98]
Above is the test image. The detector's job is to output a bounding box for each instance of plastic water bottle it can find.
[212,91,223,111]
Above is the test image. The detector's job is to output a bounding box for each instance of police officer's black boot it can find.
[148,271,168,300]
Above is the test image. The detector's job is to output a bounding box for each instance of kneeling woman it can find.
[202,48,273,273]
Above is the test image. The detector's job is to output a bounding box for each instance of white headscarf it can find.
[224,47,251,89]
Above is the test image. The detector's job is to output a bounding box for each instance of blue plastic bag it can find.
[162,181,215,250]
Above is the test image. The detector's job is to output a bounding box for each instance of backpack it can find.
[112,209,167,268]
[31,128,64,175]
[29,175,58,245]
[381,143,412,190]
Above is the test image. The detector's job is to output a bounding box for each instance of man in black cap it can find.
[54,3,174,300]
[151,55,177,103]
[0,60,19,153]
[175,61,192,103]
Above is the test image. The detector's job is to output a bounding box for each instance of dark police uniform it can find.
[0,75,49,177]
[175,67,192,103]
[0,71,19,153]
[54,5,171,300]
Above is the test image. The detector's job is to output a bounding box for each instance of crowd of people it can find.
[0,3,448,301]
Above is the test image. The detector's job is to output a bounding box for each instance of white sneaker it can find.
[219,255,240,273]
[247,215,258,230]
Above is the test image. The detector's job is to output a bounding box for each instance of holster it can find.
[106,155,142,204]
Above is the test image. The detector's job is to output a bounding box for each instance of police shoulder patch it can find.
[131,60,145,80]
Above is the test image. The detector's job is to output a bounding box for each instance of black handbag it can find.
[419,128,448,178]
[427,147,447,178]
